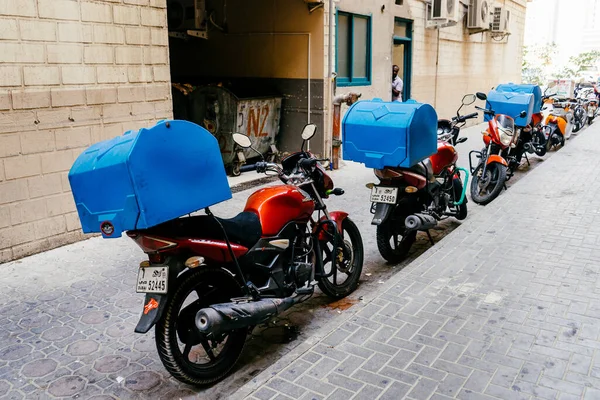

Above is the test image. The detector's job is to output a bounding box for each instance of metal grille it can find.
[491,6,502,31]
[432,0,443,18]
[468,0,479,28]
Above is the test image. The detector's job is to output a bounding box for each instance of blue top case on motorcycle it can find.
[68,120,232,238]
[495,83,543,112]
[341,99,437,170]
[485,90,535,126]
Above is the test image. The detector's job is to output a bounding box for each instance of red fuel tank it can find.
[244,185,315,236]
[430,141,458,175]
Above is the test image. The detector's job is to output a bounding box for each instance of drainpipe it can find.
[331,92,361,169]
[327,0,335,158]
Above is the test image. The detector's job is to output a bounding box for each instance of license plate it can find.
[370,186,398,204]
[136,266,168,294]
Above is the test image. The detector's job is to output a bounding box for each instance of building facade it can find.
[0,0,527,262]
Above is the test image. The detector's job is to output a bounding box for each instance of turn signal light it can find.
[405,186,418,193]
[185,256,205,268]
[365,183,375,189]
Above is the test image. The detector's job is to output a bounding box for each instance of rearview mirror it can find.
[301,123,317,140]
[233,133,252,148]
[476,92,487,101]
[462,94,476,106]
[457,137,468,144]
[547,81,557,89]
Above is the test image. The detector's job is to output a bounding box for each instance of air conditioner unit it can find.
[167,0,206,31]
[431,0,460,22]
[425,3,443,29]
[467,0,490,30]
[491,6,510,33]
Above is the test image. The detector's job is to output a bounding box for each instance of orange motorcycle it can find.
[469,92,527,205]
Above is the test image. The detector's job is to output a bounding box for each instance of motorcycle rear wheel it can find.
[318,218,364,299]
[155,267,247,386]
[376,219,417,264]
[470,163,507,205]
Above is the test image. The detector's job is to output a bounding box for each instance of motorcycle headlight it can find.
[498,127,514,146]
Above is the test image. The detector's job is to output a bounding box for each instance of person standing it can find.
[392,65,403,102]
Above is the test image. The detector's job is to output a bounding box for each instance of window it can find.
[336,12,371,86]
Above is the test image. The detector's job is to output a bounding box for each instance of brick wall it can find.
[0,0,173,262]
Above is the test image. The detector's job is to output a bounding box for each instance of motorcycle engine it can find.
[292,261,312,287]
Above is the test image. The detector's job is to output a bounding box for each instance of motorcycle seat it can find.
[386,159,434,178]
[407,159,434,177]
[134,212,262,249]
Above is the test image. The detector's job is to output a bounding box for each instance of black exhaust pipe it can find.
[196,297,301,338]
[405,213,437,232]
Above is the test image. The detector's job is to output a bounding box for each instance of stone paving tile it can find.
[232,126,600,399]
[2,125,600,399]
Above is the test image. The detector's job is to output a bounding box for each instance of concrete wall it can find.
[332,0,527,121]
[168,0,326,155]
[0,0,172,262]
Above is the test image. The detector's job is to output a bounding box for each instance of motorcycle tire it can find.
[470,163,507,206]
[317,217,364,299]
[155,267,247,386]
[533,130,547,157]
[589,117,594,125]
[376,219,417,264]
[452,177,468,221]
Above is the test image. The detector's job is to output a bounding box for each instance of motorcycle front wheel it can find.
[376,218,417,264]
[470,162,507,205]
[155,267,247,386]
[317,218,364,299]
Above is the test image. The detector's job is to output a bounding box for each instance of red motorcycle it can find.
[127,124,363,385]
[370,95,475,263]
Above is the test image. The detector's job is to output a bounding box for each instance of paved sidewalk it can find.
[233,126,600,400]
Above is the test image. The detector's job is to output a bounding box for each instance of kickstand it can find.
[524,153,530,166]
[503,183,508,191]
[426,230,435,245]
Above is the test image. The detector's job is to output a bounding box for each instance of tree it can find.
[565,50,600,76]
[522,43,557,85]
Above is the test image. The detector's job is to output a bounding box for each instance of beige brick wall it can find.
[332,0,527,122]
[0,0,173,263]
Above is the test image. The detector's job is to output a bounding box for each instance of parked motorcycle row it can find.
[67,81,595,386]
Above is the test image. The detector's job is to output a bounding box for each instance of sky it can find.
[524,0,600,75]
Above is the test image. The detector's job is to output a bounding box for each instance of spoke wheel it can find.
[376,218,417,264]
[470,162,507,205]
[155,267,247,386]
[317,218,364,299]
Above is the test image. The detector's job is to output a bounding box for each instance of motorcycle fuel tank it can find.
[430,141,458,175]
[244,185,314,236]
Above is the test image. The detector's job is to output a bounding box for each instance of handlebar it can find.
[475,105,495,116]
[298,158,317,170]
[452,112,479,123]
[239,164,257,173]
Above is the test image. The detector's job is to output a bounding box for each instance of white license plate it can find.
[370,186,398,204]
[136,266,168,294]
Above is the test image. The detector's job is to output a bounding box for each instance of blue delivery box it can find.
[342,99,437,170]
[484,90,535,127]
[68,120,232,238]
[495,83,543,113]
